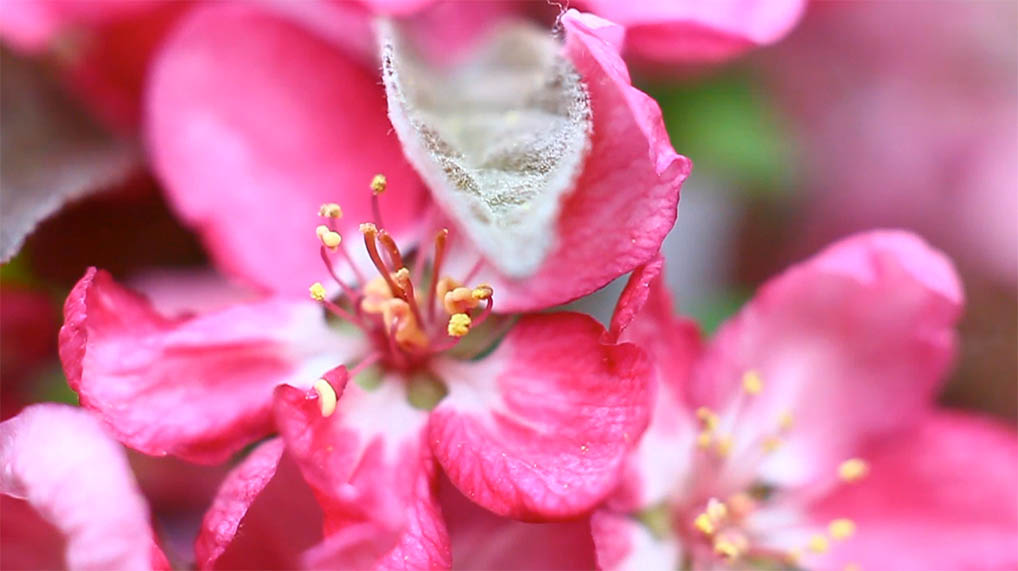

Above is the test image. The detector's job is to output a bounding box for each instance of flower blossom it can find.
[592,231,1018,570]
[0,404,169,570]
[58,176,655,567]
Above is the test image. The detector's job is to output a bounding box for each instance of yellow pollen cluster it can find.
[829,518,856,540]
[808,533,830,554]
[309,282,327,302]
[742,370,764,395]
[448,313,472,337]
[316,224,342,249]
[318,203,342,218]
[312,378,338,417]
[693,498,729,537]
[838,458,869,482]
[370,173,387,194]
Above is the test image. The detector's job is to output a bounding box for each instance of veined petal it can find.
[429,312,652,520]
[0,404,168,570]
[461,11,691,312]
[146,2,426,296]
[688,230,963,490]
[580,0,806,64]
[58,267,357,463]
[274,376,450,569]
[810,411,1018,570]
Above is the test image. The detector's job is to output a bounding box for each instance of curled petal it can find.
[430,312,652,519]
[0,404,168,570]
[59,267,355,463]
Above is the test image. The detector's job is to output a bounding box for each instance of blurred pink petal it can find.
[579,0,805,64]
[429,311,651,519]
[811,411,1018,570]
[146,2,426,296]
[0,404,168,569]
[58,267,358,463]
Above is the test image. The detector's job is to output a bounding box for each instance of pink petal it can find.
[581,0,806,64]
[689,230,963,489]
[58,267,354,463]
[0,404,168,570]
[429,312,652,519]
[195,438,285,569]
[0,0,163,53]
[462,10,691,312]
[810,410,1018,571]
[145,2,426,296]
[591,509,680,571]
[606,254,665,343]
[273,377,451,569]
[440,474,597,570]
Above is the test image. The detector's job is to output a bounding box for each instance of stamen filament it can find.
[377,230,404,271]
[348,352,382,379]
[427,228,449,322]
[361,224,405,298]
[320,247,364,308]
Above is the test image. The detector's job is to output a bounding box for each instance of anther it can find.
[447,313,472,337]
[309,282,327,302]
[706,498,728,522]
[838,458,869,482]
[318,203,342,218]
[696,431,713,449]
[829,518,855,540]
[370,174,387,194]
[713,537,741,561]
[444,287,480,315]
[742,370,763,395]
[471,284,493,300]
[316,225,342,249]
[715,434,733,457]
[807,534,829,554]
[694,513,715,535]
[696,407,719,430]
[312,378,338,417]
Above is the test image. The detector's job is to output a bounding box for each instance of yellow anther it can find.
[393,267,410,285]
[829,518,856,540]
[359,222,377,234]
[693,513,715,535]
[696,430,713,449]
[444,287,479,315]
[695,407,719,430]
[808,534,830,554]
[447,313,472,337]
[762,435,783,453]
[778,410,795,431]
[312,378,338,417]
[471,284,493,300]
[370,173,387,194]
[309,282,327,302]
[318,203,342,218]
[715,434,733,457]
[706,498,727,522]
[316,226,342,248]
[713,538,740,561]
[742,370,763,395]
[435,276,461,302]
[838,458,869,482]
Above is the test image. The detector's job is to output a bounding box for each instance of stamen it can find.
[309,282,328,302]
[713,536,742,561]
[444,287,480,315]
[696,407,720,430]
[312,378,338,417]
[447,313,472,337]
[829,518,855,540]
[320,246,363,308]
[696,431,713,449]
[316,225,342,249]
[318,203,343,218]
[838,458,869,482]
[472,284,493,301]
[370,173,387,194]
[426,229,449,321]
[361,223,404,298]
[727,493,755,518]
[706,498,728,522]
[742,370,763,395]
[807,534,829,554]
[369,174,387,227]
[377,230,404,270]
[715,434,733,457]
[694,513,715,535]
[393,267,425,327]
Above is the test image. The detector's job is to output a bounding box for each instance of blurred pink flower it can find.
[763,1,1017,285]
[145,6,690,312]
[0,404,169,569]
[592,231,1018,569]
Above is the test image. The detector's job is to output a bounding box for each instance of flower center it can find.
[307,174,495,375]
[673,371,865,568]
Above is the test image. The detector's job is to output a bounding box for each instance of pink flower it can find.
[145,6,690,312]
[0,404,169,569]
[592,231,1018,569]
[58,193,656,566]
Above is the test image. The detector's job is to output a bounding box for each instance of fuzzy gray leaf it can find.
[380,21,591,278]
